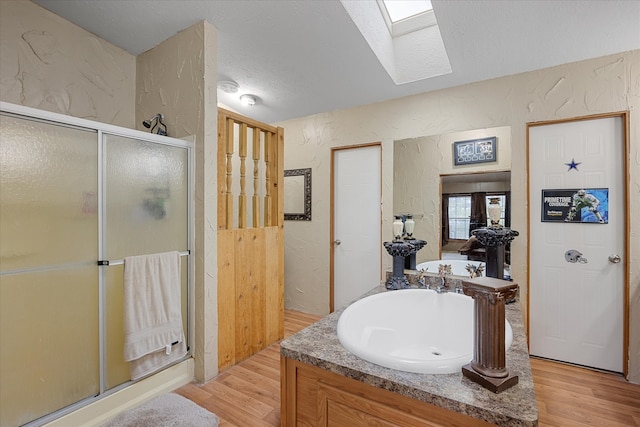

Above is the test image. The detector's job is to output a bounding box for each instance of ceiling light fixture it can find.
[218,80,239,93]
[240,94,257,106]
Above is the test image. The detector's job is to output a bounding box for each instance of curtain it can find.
[469,192,487,235]
[505,191,511,227]
[441,195,449,245]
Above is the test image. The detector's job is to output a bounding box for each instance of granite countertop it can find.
[280,285,538,426]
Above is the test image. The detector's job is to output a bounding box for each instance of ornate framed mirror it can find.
[284,168,311,221]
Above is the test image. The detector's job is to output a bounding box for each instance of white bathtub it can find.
[415,259,507,278]
[337,289,512,374]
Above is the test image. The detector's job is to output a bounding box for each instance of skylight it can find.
[378,0,436,38]
[382,0,432,23]
[341,0,451,85]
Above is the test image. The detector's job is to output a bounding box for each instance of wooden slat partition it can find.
[217,108,284,372]
[225,118,234,229]
[264,132,273,227]
[238,123,247,229]
[252,129,261,227]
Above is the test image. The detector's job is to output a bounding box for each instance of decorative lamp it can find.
[488,197,502,227]
[404,214,415,238]
[393,216,404,240]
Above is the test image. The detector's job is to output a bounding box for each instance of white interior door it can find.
[528,116,625,373]
[332,145,381,311]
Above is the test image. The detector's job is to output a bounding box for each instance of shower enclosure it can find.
[0,102,194,426]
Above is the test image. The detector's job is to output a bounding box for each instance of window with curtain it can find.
[447,195,471,240]
[470,192,487,234]
[445,192,510,240]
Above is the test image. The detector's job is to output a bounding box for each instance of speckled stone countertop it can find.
[280,285,538,426]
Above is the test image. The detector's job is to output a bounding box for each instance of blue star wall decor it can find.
[565,158,581,171]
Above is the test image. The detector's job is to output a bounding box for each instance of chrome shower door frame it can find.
[0,101,195,426]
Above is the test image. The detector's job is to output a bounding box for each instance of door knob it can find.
[334,239,341,245]
[608,254,621,263]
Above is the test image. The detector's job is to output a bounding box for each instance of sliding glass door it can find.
[0,107,192,426]
[103,135,190,390]
[0,114,100,426]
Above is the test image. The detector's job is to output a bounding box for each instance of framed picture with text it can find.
[453,137,497,166]
[541,188,608,224]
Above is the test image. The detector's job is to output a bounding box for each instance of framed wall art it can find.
[541,188,608,224]
[453,137,497,166]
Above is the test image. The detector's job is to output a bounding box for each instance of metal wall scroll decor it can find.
[453,137,497,166]
[284,168,312,221]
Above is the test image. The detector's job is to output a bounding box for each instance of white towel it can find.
[123,251,187,380]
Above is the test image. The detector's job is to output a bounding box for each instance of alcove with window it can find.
[440,171,511,261]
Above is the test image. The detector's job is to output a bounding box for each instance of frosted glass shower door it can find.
[0,114,99,426]
[103,135,190,389]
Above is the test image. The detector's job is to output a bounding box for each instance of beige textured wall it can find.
[0,0,135,128]
[394,125,511,263]
[136,21,219,383]
[1,0,219,414]
[1,1,219,383]
[279,50,640,382]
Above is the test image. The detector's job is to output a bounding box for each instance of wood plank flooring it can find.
[531,358,640,426]
[176,310,640,427]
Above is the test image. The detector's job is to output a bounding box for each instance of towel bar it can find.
[97,250,190,266]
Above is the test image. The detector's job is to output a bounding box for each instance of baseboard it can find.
[43,359,195,427]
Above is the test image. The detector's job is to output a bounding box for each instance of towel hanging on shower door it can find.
[123,251,187,380]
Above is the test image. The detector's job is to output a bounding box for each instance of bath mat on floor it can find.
[101,393,219,427]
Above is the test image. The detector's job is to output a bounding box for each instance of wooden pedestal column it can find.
[462,277,519,393]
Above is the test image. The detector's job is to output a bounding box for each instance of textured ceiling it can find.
[33,0,640,124]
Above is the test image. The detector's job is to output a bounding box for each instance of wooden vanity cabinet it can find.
[281,356,494,427]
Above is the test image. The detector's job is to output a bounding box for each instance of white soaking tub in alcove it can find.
[337,289,512,374]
